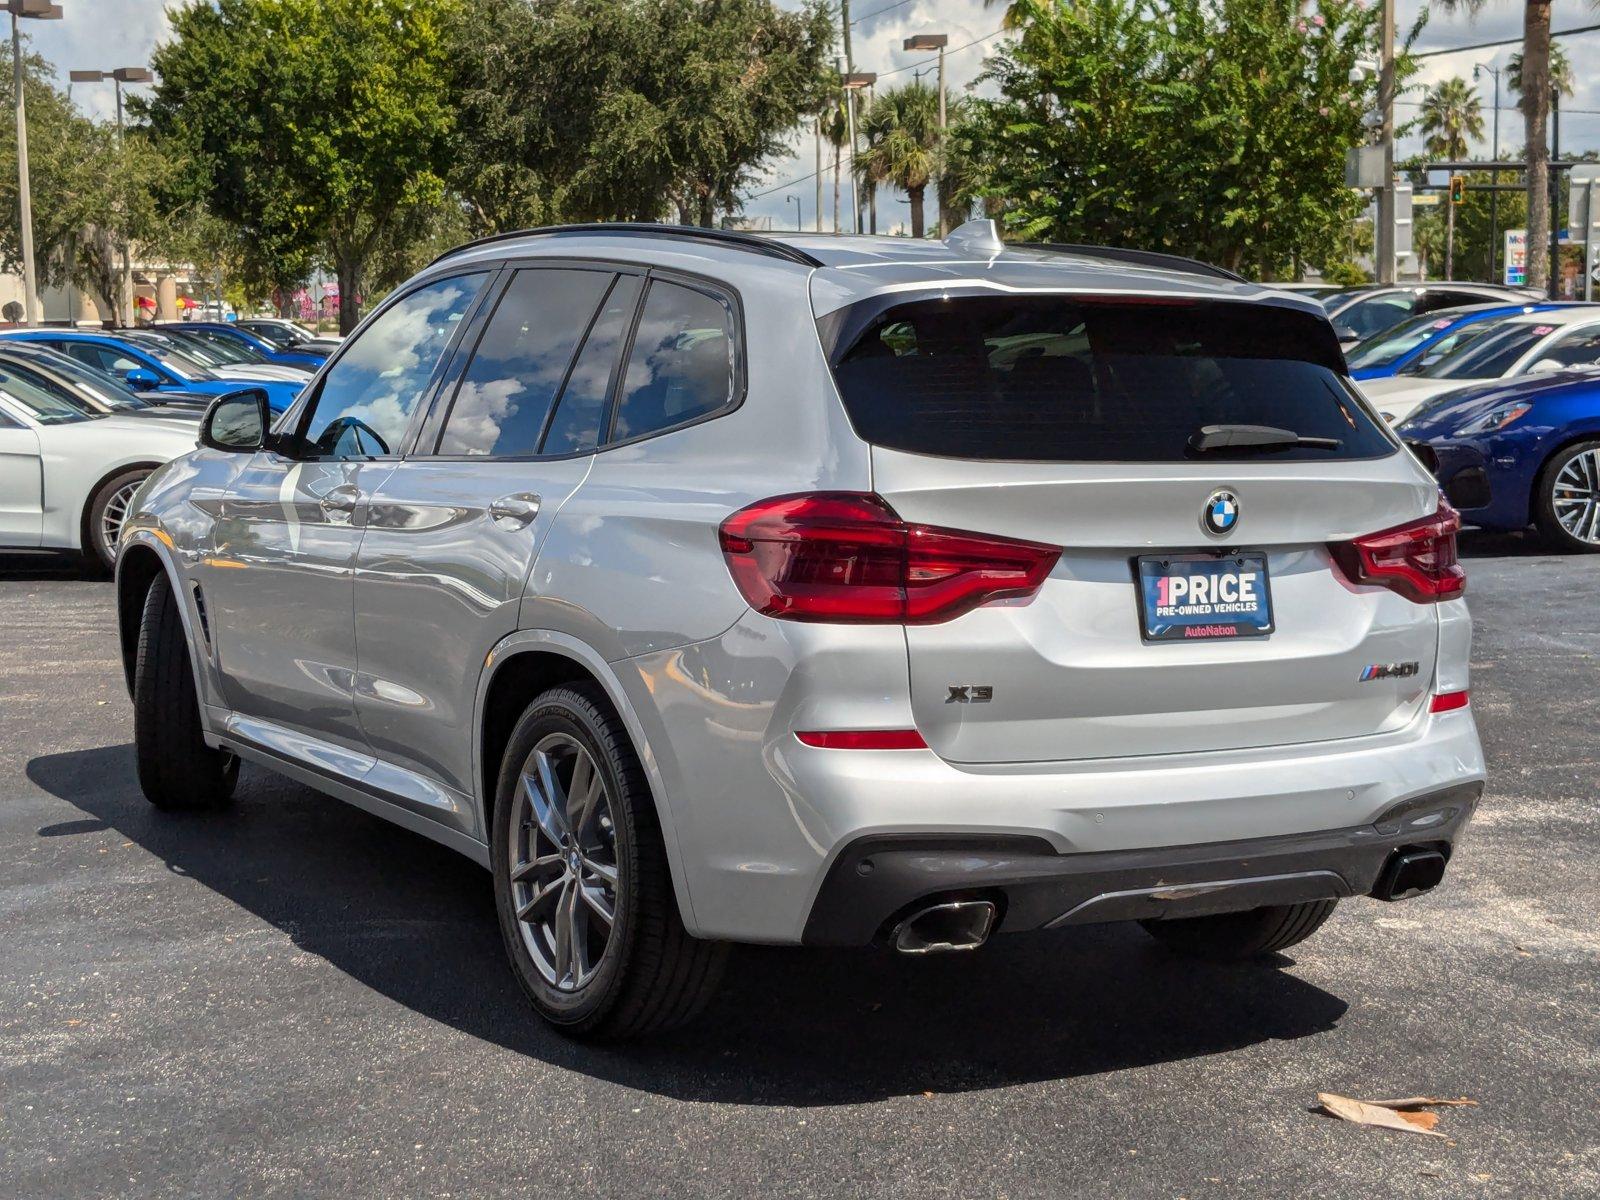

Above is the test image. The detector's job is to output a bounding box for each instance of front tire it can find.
[85,468,151,573]
[1535,440,1600,553]
[1140,899,1337,961]
[492,684,726,1039]
[133,573,238,809]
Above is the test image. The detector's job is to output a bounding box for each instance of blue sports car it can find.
[1344,303,1562,381]
[1397,368,1600,552]
[153,320,328,371]
[0,329,303,413]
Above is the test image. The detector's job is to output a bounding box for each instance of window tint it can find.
[1344,312,1463,370]
[1536,328,1600,368]
[611,280,735,441]
[301,273,485,459]
[0,366,93,424]
[827,295,1393,462]
[1416,322,1554,379]
[437,268,611,457]
[540,274,643,456]
[1336,294,1416,339]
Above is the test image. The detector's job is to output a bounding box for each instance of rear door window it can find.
[435,268,612,457]
[540,274,643,456]
[825,295,1394,462]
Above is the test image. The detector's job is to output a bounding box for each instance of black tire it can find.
[1534,440,1600,553]
[133,573,238,810]
[1139,899,1337,962]
[84,468,152,573]
[492,684,726,1040]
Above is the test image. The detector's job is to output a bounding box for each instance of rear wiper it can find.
[1188,424,1341,453]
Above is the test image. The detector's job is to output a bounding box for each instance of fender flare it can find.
[472,628,702,936]
[116,529,214,728]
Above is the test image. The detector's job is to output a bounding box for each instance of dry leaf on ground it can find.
[1316,1092,1477,1138]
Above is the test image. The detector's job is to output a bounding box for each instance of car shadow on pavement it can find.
[28,744,1349,1106]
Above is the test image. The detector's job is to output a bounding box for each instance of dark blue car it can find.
[0,330,303,413]
[153,320,328,370]
[1345,303,1561,381]
[1397,369,1600,552]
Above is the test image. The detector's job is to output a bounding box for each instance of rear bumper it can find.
[803,781,1481,945]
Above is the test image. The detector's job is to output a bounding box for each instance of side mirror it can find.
[1526,359,1563,375]
[1335,326,1359,343]
[125,368,161,389]
[200,388,269,453]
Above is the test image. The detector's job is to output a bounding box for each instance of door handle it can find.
[318,484,360,524]
[488,492,542,530]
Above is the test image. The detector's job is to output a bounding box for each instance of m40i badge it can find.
[1360,661,1420,681]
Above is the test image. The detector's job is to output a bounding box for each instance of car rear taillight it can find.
[1328,502,1466,604]
[718,492,1061,624]
[1430,690,1470,713]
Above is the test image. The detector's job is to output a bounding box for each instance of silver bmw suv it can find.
[116,222,1485,1039]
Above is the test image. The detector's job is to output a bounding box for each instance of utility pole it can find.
[9,1,63,327]
[1375,0,1397,283]
[1550,85,1562,298]
[814,117,822,233]
[840,1,859,236]
[1474,62,1502,281]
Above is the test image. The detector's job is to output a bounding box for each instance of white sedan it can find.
[0,361,205,570]
[1361,306,1600,424]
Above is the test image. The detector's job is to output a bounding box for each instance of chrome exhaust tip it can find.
[893,899,997,954]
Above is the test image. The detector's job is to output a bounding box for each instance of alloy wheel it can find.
[1552,448,1600,545]
[508,732,619,991]
[100,478,143,557]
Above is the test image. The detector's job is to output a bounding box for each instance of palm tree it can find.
[820,97,849,234]
[1437,0,1596,292]
[1508,43,1574,106]
[857,83,942,237]
[1420,76,1484,279]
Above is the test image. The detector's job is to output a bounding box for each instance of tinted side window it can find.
[540,274,643,456]
[301,273,486,459]
[437,268,611,457]
[1339,295,1416,339]
[611,280,736,442]
[1539,329,1600,368]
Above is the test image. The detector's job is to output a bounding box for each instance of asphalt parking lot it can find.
[2,533,1598,1199]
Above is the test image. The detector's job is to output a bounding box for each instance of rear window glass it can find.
[825,295,1394,462]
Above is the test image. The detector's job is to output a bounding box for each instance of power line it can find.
[1412,21,1600,60]
[748,151,857,200]
[850,0,916,28]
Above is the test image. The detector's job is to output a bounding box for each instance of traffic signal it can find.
[1449,175,1466,205]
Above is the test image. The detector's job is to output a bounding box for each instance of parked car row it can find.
[1320,283,1600,552]
[0,324,309,569]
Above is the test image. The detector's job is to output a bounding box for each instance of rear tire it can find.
[492,684,726,1039]
[1139,899,1337,961]
[1534,440,1600,553]
[133,573,238,810]
[84,468,151,573]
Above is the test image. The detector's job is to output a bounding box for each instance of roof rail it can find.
[428,222,824,270]
[1018,242,1247,284]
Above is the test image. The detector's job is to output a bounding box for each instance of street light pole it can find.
[9,1,62,327]
[787,194,802,232]
[1474,62,1502,282]
[841,70,875,235]
[68,65,152,325]
[904,34,949,237]
[1375,0,1396,284]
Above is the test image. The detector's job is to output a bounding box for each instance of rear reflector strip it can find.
[795,729,928,750]
[1430,691,1470,713]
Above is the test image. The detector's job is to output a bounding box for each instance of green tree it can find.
[857,83,941,237]
[968,0,1384,278]
[144,0,460,332]
[1508,42,1573,106]
[1437,0,1599,292]
[1420,76,1484,279]
[820,95,850,233]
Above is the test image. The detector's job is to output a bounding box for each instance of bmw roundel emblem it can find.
[1202,489,1240,537]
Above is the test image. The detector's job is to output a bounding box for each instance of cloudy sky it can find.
[28,0,1600,233]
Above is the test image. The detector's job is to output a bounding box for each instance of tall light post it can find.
[786,194,802,232]
[9,0,63,327]
[904,34,949,236]
[1473,62,1502,283]
[1375,0,1397,284]
[69,66,152,326]
[813,116,823,233]
[842,70,875,235]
